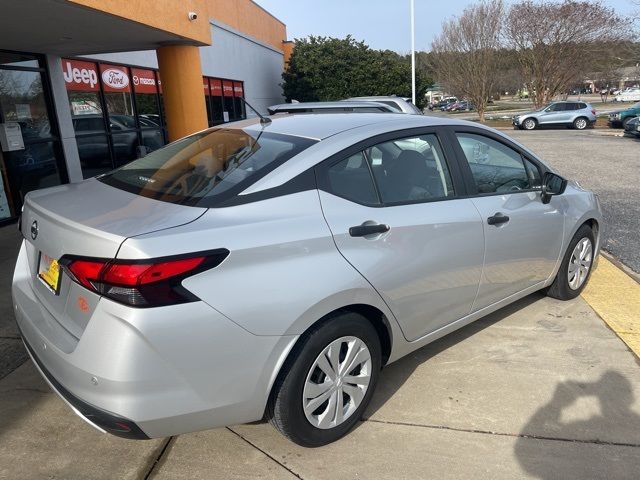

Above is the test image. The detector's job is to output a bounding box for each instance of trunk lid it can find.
[20,178,206,340]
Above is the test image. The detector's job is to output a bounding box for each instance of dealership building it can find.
[0,0,292,224]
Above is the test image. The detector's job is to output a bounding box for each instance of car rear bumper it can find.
[12,241,298,439]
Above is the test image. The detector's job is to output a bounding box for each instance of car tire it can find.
[522,118,537,130]
[267,312,381,447]
[622,117,633,129]
[573,117,588,130]
[545,224,595,301]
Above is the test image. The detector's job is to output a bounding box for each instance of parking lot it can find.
[0,129,639,479]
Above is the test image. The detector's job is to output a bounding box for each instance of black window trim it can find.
[315,126,467,208]
[442,125,549,199]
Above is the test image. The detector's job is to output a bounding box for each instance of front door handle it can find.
[349,223,390,237]
[487,213,510,226]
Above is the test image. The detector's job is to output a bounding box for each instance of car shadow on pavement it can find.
[363,292,545,419]
[514,371,640,479]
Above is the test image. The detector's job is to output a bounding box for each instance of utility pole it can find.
[411,0,416,106]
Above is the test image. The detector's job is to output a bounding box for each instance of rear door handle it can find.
[487,213,510,226]
[349,223,390,237]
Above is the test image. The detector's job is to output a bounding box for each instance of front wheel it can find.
[573,117,588,130]
[267,312,381,447]
[546,224,595,300]
[522,118,537,130]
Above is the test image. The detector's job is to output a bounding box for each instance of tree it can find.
[430,0,504,121]
[505,1,627,107]
[282,36,433,108]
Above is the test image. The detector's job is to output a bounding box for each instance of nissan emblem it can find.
[30,220,38,240]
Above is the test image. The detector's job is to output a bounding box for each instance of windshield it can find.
[632,102,640,109]
[99,128,316,206]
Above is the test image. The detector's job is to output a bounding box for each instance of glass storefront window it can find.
[100,64,135,134]
[0,69,52,141]
[233,82,245,120]
[222,80,235,121]
[76,134,112,178]
[210,79,224,125]
[3,142,64,205]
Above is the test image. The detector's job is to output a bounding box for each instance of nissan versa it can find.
[13,113,602,447]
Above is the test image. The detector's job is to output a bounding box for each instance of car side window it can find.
[327,152,379,205]
[455,133,531,194]
[368,134,455,204]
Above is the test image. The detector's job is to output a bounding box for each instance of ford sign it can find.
[101,68,129,90]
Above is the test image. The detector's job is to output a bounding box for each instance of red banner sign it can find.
[131,68,158,94]
[222,80,234,96]
[210,78,222,96]
[62,59,100,92]
[203,77,210,96]
[233,82,244,98]
[99,64,131,93]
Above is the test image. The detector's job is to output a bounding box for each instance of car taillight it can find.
[591,109,596,115]
[60,250,229,307]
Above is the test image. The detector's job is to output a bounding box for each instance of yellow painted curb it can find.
[582,256,640,356]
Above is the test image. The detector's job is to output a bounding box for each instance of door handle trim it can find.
[349,223,390,237]
[487,213,510,226]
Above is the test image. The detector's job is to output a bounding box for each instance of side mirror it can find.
[541,172,567,204]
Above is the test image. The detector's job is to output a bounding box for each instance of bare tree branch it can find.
[430,0,504,121]
[504,1,629,107]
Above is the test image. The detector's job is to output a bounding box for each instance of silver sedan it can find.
[13,113,601,446]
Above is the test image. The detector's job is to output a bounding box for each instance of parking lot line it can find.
[582,256,640,357]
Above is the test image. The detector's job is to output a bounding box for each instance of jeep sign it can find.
[100,65,130,92]
[62,59,99,92]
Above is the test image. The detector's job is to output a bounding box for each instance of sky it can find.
[253,0,637,53]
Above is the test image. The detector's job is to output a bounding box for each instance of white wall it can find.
[200,21,285,115]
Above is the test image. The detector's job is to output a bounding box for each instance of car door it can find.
[538,103,565,125]
[448,129,565,310]
[317,130,485,342]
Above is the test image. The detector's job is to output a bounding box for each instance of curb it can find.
[581,255,640,358]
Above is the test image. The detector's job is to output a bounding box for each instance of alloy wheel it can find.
[574,118,587,130]
[523,119,536,130]
[302,336,372,429]
[568,237,593,290]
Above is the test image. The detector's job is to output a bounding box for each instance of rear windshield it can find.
[99,128,316,206]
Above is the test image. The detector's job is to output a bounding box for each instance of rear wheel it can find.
[573,117,588,130]
[267,312,381,447]
[522,118,537,130]
[546,224,595,300]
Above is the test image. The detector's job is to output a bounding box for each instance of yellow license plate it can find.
[38,254,61,294]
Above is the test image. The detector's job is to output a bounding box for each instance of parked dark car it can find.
[622,116,640,138]
[608,102,640,128]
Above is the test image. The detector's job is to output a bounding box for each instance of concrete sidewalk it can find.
[1,291,639,479]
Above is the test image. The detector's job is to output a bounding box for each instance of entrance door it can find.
[0,51,66,223]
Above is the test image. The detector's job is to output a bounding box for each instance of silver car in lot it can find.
[346,96,423,114]
[513,101,597,130]
[268,101,399,114]
[13,113,602,446]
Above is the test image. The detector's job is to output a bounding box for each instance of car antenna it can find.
[241,98,272,126]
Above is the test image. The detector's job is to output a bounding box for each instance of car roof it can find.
[239,113,463,140]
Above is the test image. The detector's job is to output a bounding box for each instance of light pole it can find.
[410,0,416,106]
